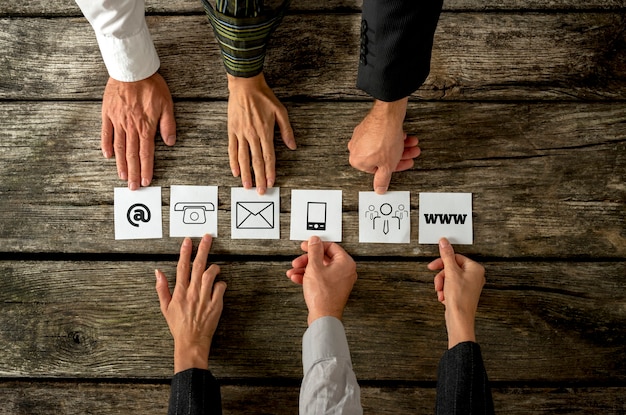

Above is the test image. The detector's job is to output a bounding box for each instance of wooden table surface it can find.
[1,0,625,413]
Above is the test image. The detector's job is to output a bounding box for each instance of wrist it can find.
[371,98,408,123]
[307,311,342,326]
[227,72,265,91]
[444,308,476,349]
[173,344,210,374]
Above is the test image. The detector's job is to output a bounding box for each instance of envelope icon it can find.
[236,201,275,229]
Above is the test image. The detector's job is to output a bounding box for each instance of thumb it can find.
[306,236,325,269]
[276,107,296,150]
[373,166,392,194]
[160,102,177,146]
[155,269,172,316]
[438,238,458,271]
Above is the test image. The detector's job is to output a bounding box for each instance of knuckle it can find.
[263,153,275,164]
[138,148,153,160]
[243,127,259,140]
[113,141,125,152]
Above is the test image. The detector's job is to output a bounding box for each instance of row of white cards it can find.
[114,186,473,244]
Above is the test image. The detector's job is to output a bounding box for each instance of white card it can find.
[169,185,218,237]
[418,193,473,244]
[114,187,162,240]
[231,187,280,239]
[359,191,410,243]
[290,190,342,242]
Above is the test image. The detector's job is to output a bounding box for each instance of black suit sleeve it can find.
[168,369,222,415]
[356,0,443,102]
[435,342,495,415]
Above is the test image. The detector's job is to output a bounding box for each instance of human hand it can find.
[102,72,176,190]
[287,236,357,325]
[348,98,420,194]
[428,238,485,349]
[155,235,227,373]
[227,73,296,195]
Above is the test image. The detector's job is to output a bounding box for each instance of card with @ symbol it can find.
[114,187,162,240]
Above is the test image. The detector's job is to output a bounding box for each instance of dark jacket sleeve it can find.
[435,342,495,415]
[357,0,443,102]
[168,368,222,415]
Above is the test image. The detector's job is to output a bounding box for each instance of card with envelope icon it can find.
[231,187,280,239]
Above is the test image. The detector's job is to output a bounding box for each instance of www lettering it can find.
[424,214,467,225]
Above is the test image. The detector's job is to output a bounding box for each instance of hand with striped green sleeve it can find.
[227,72,296,194]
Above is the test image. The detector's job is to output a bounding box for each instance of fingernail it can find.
[309,235,321,245]
[183,237,192,246]
[267,178,275,188]
[155,269,161,280]
[103,150,112,158]
[231,169,238,177]
[202,234,211,242]
[258,187,266,195]
[166,135,176,145]
[243,181,252,189]
[439,238,450,248]
[375,186,387,194]
[120,171,128,181]
[141,178,150,187]
[129,181,139,191]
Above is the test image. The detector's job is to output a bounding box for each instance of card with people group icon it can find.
[358,191,411,243]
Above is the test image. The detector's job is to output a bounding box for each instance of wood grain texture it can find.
[0,382,625,414]
[0,101,624,257]
[2,0,625,16]
[1,2,625,412]
[1,13,624,100]
[1,261,624,382]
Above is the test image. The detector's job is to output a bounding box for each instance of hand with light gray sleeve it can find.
[287,236,363,414]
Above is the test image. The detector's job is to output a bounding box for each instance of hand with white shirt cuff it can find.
[286,236,357,325]
[102,72,176,191]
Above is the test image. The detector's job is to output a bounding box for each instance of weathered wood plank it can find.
[1,13,624,100]
[1,261,624,381]
[3,0,625,16]
[1,382,625,414]
[0,101,624,257]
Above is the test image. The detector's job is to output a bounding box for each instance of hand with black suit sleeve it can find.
[156,234,226,374]
[428,238,494,415]
[348,98,420,194]
[351,0,443,194]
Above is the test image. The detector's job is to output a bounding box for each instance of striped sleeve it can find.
[200,0,291,78]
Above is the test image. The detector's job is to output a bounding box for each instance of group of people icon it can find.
[365,203,409,234]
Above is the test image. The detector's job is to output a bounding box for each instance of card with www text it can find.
[418,192,473,245]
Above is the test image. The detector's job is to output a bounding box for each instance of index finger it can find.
[259,129,276,189]
[373,166,392,194]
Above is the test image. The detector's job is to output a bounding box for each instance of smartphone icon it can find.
[307,202,327,230]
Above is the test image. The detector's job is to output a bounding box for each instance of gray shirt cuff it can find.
[302,316,351,374]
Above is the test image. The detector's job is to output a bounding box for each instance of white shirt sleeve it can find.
[75,0,160,82]
[300,317,363,415]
